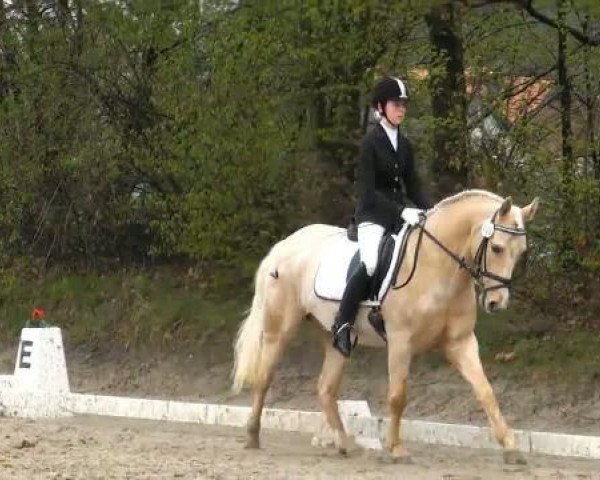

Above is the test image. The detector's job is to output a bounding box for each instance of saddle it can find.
[313,219,411,341]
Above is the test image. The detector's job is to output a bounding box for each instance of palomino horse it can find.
[232,189,539,464]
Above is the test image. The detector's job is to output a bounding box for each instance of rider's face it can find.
[380,99,407,127]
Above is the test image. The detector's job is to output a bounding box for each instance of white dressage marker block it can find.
[0,327,71,418]
[13,327,70,394]
[0,375,14,389]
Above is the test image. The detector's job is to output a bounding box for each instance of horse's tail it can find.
[231,256,270,394]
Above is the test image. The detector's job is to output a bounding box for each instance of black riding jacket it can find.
[355,123,433,232]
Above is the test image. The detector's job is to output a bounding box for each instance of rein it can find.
[392,209,527,299]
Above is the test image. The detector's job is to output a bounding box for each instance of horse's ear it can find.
[499,196,512,216]
[522,197,540,223]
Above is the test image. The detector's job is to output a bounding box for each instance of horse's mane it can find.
[434,189,504,210]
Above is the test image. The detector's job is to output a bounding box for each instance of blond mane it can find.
[434,189,504,210]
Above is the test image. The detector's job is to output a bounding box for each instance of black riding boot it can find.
[332,263,371,357]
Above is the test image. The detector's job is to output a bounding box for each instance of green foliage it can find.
[463,2,600,275]
[0,0,309,264]
[0,0,599,330]
[0,267,249,346]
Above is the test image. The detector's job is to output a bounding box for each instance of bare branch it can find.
[467,63,557,129]
[468,0,600,46]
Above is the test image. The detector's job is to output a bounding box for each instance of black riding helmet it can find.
[371,76,409,109]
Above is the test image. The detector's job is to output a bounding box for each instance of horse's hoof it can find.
[377,451,413,465]
[378,445,413,464]
[244,437,260,449]
[376,452,393,465]
[311,433,335,449]
[312,432,355,455]
[503,449,527,465]
[391,454,413,465]
[340,434,358,455]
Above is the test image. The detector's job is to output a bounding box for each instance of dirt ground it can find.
[1,416,600,479]
[2,329,600,479]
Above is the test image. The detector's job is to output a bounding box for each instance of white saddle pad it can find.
[314,224,409,304]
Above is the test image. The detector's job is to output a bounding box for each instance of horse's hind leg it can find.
[246,296,301,449]
[445,333,526,465]
[314,331,352,455]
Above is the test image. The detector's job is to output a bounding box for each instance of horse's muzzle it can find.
[479,295,508,313]
[481,292,509,313]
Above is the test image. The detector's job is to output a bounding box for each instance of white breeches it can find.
[357,222,385,277]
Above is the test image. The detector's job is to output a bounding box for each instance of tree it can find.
[425,2,469,195]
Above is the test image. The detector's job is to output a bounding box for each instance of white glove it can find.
[401,207,423,226]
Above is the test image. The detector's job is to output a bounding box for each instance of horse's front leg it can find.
[386,331,412,461]
[445,332,526,465]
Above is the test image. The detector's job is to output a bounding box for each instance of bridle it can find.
[392,208,527,306]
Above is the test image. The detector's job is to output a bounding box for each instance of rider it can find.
[331,75,434,357]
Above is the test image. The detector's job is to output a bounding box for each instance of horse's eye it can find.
[491,244,504,255]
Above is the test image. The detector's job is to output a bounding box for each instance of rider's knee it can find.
[363,260,376,277]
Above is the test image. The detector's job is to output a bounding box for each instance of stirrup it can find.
[332,322,358,356]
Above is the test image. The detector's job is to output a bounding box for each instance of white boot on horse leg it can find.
[311,430,335,449]
[311,426,356,452]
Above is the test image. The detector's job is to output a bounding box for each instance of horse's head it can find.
[471,196,539,313]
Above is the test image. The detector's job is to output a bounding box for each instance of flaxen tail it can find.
[231,257,269,394]
[232,224,336,393]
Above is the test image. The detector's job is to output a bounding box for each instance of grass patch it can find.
[2,268,599,382]
[475,304,600,381]
[0,267,251,349]
[509,331,600,378]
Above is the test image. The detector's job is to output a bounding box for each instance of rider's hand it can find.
[401,207,423,226]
